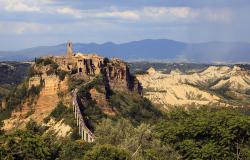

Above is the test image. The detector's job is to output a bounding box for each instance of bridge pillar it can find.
[88,135,92,142]
[79,122,81,134]
[86,133,89,142]
[76,112,78,126]
[81,128,84,140]
[84,131,87,141]
[75,106,77,118]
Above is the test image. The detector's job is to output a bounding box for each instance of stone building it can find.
[53,42,104,75]
[74,53,103,75]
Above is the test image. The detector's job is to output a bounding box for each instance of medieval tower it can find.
[66,42,73,61]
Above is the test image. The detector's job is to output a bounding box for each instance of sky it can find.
[0,0,250,50]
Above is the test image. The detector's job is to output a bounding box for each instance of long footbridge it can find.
[72,88,95,142]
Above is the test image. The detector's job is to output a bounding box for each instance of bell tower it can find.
[66,41,73,60]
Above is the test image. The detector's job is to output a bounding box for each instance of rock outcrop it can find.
[102,58,142,94]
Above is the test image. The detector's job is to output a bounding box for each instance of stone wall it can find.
[29,75,68,96]
[29,76,41,88]
[41,75,60,95]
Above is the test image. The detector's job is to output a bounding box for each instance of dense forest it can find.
[1,106,250,159]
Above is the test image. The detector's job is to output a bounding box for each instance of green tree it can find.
[83,144,129,160]
[0,130,50,159]
[26,119,44,135]
[155,107,250,160]
[57,70,68,81]
[49,101,68,120]
[95,119,180,160]
[59,140,93,160]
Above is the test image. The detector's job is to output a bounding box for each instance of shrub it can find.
[26,119,44,135]
[51,62,59,70]
[0,130,51,159]
[68,77,85,91]
[43,58,53,66]
[49,102,68,121]
[35,57,59,72]
[57,70,68,81]
[59,140,93,160]
[109,92,162,125]
[103,57,109,66]
[27,67,41,77]
[35,58,44,65]
[78,85,92,99]
[5,84,29,111]
[83,144,129,160]
[28,85,41,96]
[135,70,148,75]
[46,68,55,75]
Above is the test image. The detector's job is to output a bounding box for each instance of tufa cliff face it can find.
[101,58,142,94]
[29,75,68,96]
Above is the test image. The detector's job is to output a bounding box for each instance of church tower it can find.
[66,42,73,60]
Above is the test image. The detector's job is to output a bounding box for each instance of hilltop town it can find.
[2,42,145,135]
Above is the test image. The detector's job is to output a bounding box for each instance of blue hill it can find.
[0,39,249,63]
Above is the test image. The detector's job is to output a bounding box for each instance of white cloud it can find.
[56,6,140,20]
[55,6,230,23]
[56,7,83,19]
[0,3,233,37]
[140,7,231,23]
[0,21,51,35]
[0,1,231,23]
[0,0,40,12]
[143,7,195,19]
[95,10,140,20]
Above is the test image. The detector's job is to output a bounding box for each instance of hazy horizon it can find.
[3,38,250,52]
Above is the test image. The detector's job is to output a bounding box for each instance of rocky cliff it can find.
[2,49,142,132]
[101,58,142,94]
[3,68,70,131]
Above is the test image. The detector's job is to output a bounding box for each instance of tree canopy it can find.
[155,107,250,160]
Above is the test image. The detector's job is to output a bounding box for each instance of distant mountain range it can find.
[0,39,250,63]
